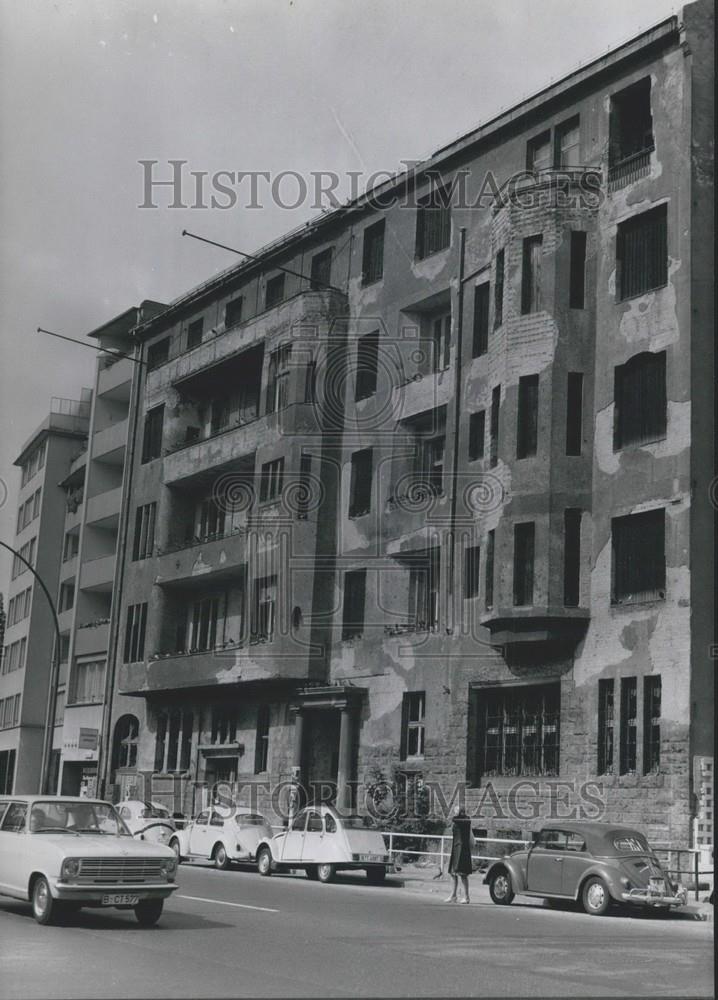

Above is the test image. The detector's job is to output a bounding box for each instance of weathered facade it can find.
[104,3,713,849]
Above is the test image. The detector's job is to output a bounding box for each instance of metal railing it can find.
[652,847,713,901]
[384,831,530,870]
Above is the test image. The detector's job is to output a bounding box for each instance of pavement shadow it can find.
[0,899,231,932]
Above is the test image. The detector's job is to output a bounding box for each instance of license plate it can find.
[358,854,384,863]
[101,894,140,906]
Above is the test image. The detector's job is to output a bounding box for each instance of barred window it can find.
[361,220,385,285]
[611,508,665,605]
[614,351,666,449]
[616,205,667,300]
[415,186,451,259]
[476,683,560,778]
[620,677,637,775]
[597,679,615,776]
[643,676,661,774]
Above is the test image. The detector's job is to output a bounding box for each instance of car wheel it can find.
[213,844,231,870]
[31,876,57,925]
[134,899,164,927]
[169,838,183,863]
[489,868,515,905]
[366,867,386,885]
[582,876,611,916]
[316,863,335,884]
[257,846,273,876]
[305,865,319,880]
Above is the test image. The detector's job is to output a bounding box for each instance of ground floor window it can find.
[154,709,194,773]
[0,749,15,794]
[474,683,560,778]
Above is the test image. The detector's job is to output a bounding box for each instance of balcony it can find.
[79,554,115,593]
[481,606,589,652]
[607,146,654,191]
[91,421,127,465]
[97,355,133,400]
[162,417,275,486]
[85,487,122,529]
[74,620,110,656]
[156,529,248,586]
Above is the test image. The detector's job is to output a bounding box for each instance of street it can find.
[0,863,713,998]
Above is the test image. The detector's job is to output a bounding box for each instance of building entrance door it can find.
[303,709,340,803]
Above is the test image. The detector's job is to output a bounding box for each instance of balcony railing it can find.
[161,522,250,555]
[163,413,261,457]
[607,146,654,190]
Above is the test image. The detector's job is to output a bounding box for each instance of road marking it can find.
[177,894,278,913]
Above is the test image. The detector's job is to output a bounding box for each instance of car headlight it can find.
[60,858,81,882]
[160,857,177,879]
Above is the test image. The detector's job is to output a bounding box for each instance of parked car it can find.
[483,821,688,916]
[255,805,391,884]
[169,806,273,869]
[116,800,176,845]
[0,796,178,926]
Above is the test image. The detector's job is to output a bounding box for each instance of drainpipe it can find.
[447,228,467,633]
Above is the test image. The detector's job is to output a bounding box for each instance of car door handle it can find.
[554,858,563,862]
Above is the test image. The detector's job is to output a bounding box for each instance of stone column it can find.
[336,706,355,813]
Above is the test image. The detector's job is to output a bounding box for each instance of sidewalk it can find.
[392,862,713,921]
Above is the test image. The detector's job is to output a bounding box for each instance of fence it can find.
[653,847,713,902]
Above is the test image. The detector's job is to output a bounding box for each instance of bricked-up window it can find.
[355,331,379,401]
[521,235,543,314]
[123,603,147,663]
[516,374,539,458]
[569,231,587,308]
[254,706,270,773]
[147,337,170,371]
[186,317,204,350]
[597,679,615,775]
[565,372,584,456]
[224,296,243,328]
[513,522,535,606]
[266,344,292,414]
[485,530,495,610]
[154,709,193,772]
[251,577,276,641]
[310,247,332,290]
[489,385,501,467]
[429,312,451,372]
[526,130,551,171]
[611,508,665,605]
[342,569,366,640]
[609,77,654,167]
[415,186,451,259]
[616,204,667,301]
[613,351,666,449]
[472,283,490,358]
[259,457,284,503]
[132,502,157,561]
[619,676,637,775]
[563,508,582,607]
[349,448,373,518]
[408,547,440,632]
[211,707,237,745]
[400,692,426,759]
[464,545,480,599]
[265,273,285,310]
[189,595,222,651]
[494,250,505,329]
[556,116,580,167]
[141,404,164,464]
[361,219,385,285]
[476,683,560,778]
[468,410,485,461]
[643,675,661,774]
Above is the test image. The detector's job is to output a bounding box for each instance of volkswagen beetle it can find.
[483,821,688,916]
[116,800,176,845]
[169,805,273,869]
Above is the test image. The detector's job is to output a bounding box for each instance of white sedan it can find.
[169,807,273,870]
[0,796,178,926]
[116,800,176,845]
[255,805,391,884]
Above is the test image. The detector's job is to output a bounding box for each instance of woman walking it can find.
[445,806,474,903]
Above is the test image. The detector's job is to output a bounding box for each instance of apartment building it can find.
[104,2,713,848]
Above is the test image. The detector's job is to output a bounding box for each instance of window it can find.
[409,547,440,632]
[429,312,451,372]
[196,495,226,541]
[418,435,445,495]
[147,337,170,371]
[112,714,139,770]
[472,283,490,358]
[597,679,615,776]
[189,595,222,651]
[563,509,582,608]
[63,531,79,562]
[11,538,36,579]
[361,219,385,285]
[141,405,164,463]
[70,658,105,704]
[154,710,193,772]
[527,130,551,171]
[475,683,560,778]
[0,750,15,794]
[0,801,26,830]
[265,273,285,309]
[400,692,426,759]
[310,247,332,290]
[565,373,583,456]
[494,250,504,329]
[59,581,75,614]
[619,677,637,775]
[211,707,237,745]
[464,545,480,600]
[485,530,495,610]
[569,231,587,308]
[21,440,46,488]
[132,502,157,560]
[342,569,367,640]
[643,676,661,774]
[556,116,580,167]
[521,235,543,314]
[187,318,204,349]
[355,331,379,401]
[468,410,485,461]
[224,296,244,328]
[251,577,277,641]
[348,449,373,518]
[254,706,270,773]
[266,344,291,413]
[513,522,535,606]
[259,457,285,503]
[123,603,147,663]
[2,637,27,674]
[613,351,666,449]
[516,374,539,458]
[489,385,501,467]
[609,77,654,169]
[611,508,665,605]
[616,205,667,300]
[415,185,451,259]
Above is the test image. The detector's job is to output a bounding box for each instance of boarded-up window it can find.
[416,186,451,259]
[616,205,667,300]
[613,351,666,449]
[516,374,539,458]
[513,522,535,606]
[361,220,385,285]
[476,683,560,778]
[619,677,637,775]
[472,283,490,357]
[468,410,485,461]
[597,679,615,776]
[643,676,661,774]
[563,508,581,607]
[521,235,543,313]
[342,569,366,640]
[611,508,665,604]
[565,372,583,456]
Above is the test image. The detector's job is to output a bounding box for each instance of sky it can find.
[0,0,681,585]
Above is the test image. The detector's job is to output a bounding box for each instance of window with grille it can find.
[464,545,480,599]
[123,603,147,663]
[494,250,505,329]
[251,577,276,641]
[310,247,332,290]
[254,706,270,773]
[521,235,543,314]
[619,676,637,775]
[408,548,440,632]
[224,296,243,328]
[147,337,170,371]
[611,508,665,605]
[643,675,661,774]
[187,317,204,349]
[513,522,535,606]
[349,449,373,518]
[563,508,581,607]
[415,186,451,259]
[516,374,539,458]
[616,205,667,300]
[132,502,157,560]
[362,220,385,285]
[565,372,583,455]
[613,351,666,449]
[265,273,285,309]
[597,679,615,775]
[70,658,105,704]
[485,530,495,610]
[489,386,500,467]
[468,410,485,461]
[476,683,560,778]
[400,692,426,759]
[266,344,292,413]
[141,405,164,464]
[342,569,366,640]
[355,331,379,401]
[609,77,654,168]
[259,457,285,503]
[472,283,490,358]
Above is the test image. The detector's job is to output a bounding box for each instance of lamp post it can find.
[0,540,62,793]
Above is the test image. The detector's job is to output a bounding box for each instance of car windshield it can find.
[29,801,131,836]
[140,803,169,818]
